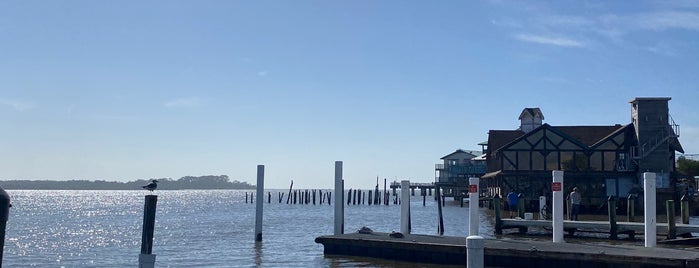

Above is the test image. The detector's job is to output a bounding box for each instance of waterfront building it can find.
[435,149,486,198]
[482,97,683,212]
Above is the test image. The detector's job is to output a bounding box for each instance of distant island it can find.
[0,175,256,190]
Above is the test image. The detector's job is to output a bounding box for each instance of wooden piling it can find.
[0,187,11,267]
[608,195,617,240]
[518,194,526,219]
[246,192,249,203]
[267,192,271,204]
[681,195,689,224]
[667,200,676,239]
[494,194,502,235]
[368,191,373,205]
[286,180,294,204]
[140,195,158,262]
[254,165,264,242]
[347,189,352,205]
[628,194,636,222]
[436,186,444,235]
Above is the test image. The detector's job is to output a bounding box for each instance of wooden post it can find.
[422,194,426,206]
[0,187,11,268]
[518,193,525,219]
[328,192,332,206]
[681,195,689,224]
[608,195,617,240]
[368,191,373,205]
[245,192,248,203]
[667,200,676,239]
[628,194,636,222]
[333,161,344,235]
[436,185,444,235]
[384,179,388,206]
[400,180,411,234]
[254,165,264,242]
[267,192,271,204]
[644,172,657,247]
[494,194,502,235]
[139,195,158,268]
[286,180,293,204]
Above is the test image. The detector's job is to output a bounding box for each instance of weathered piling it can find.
[667,200,676,239]
[681,195,689,224]
[400,180,411,234]
[139,195,158,268]
[628,194,636,222]
[328,192,332,206]
[518,193,525,219]
[608,195,617,240]
[245,192,249,203]
[334,161,344,235]
[286,180,294,204]
[368,191,373,205]
[494,194,502,235]
[347,189,352,205]
[436,186,444,235]
[0,187,11,268]
[644,172,657,247]
[255,165,264,242]
[267,192,271,204]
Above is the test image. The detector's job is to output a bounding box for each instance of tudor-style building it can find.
[483,97,683,212]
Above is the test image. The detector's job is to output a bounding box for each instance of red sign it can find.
[552,182,562,191]
[468,185,478,193]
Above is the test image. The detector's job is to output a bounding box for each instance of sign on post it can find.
[552,182,562,192]
[469,184,478,193]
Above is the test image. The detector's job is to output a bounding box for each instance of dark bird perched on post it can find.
[142,180,158,193]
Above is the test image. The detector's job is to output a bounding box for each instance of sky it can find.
[1,0,698,189]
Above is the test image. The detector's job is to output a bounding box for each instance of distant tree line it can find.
[0,175,255,190]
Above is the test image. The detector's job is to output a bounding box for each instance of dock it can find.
[315,232,699,267]
[500,218,699,238]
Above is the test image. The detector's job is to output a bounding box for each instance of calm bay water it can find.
[5,190,495,267]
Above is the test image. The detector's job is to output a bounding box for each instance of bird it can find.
[142,179,158,193]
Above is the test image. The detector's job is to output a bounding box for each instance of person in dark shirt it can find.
[507,190,519,218]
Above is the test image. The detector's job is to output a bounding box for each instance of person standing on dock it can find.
[507,190,518,218]
[569,187,582,221]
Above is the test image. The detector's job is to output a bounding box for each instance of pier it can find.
[315,232,699,267]
[499,218,699,238]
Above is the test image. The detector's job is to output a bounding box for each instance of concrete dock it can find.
[315,232,699,267]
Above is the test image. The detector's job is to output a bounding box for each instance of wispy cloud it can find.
[0,98,35,111]
[514,34,585,47]
[164,98,203,108]
[633,11,699,31]
[257,71,268,77]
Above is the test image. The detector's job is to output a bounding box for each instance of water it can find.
[4,190,494,267]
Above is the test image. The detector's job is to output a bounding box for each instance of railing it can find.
[632,118,680,159]
[435,164,486,174]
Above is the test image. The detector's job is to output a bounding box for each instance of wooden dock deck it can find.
[500,218,699,237]
[315,232,699,267]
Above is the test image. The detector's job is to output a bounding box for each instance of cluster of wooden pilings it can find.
[244,190,333,205]
[244,186,438,206]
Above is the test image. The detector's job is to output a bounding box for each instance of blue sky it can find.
[1,0,698,189]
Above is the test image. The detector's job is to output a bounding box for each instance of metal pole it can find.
[334,161,344,235]
[254,165,264,241]
[644,172,657,247]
